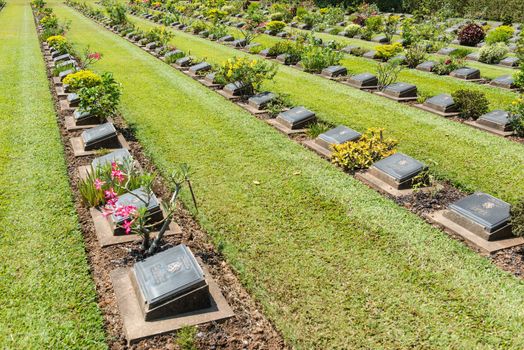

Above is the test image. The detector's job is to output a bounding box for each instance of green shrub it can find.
[364,15,383,33]
[331,128,398,171]
[63,70,102,90]
[265,20,286,33]
[78,72,122,120]
[451,89,489,120]
[269,12,284,21]
[175,326,198,350]
[511,198,524,237]
[249,45,264,54]
[300,46,343,73]
[485,25,514,44]
[306,121,332,138]
[404,44,428,68]
[514,67,524,91]
[509,96,524,136]
[344,24,361,38]
[265,93,293,117]
[215,57,278,96]
[375,42,403,61]
[478,43,508,64]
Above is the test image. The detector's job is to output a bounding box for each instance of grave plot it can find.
[415,94,459,117]
[237,91,277,114]
[449,67,482,81]
[111,244,233,343]
[70,122,128,156]
[187,61,211,77]
[356,153,430,197]
[77,148,134,180]
[267,106,317,134]
[428,193,524,253]
[465,110,514,136]
[303,125,361,158]
[375,82,418,102]
[345,72,379,89]
[490,75,517,90]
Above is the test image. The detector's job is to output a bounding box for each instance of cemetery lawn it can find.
[95,4,524,204]
[0,1,106,348]
[51,2,524,349]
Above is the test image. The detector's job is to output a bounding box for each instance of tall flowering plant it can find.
[84,162,197,255]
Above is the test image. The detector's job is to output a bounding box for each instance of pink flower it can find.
[94,178,106,190]
[111,169,125,183]
[122,220,134,234]
[115,205,137,219]
[104,188,117,201]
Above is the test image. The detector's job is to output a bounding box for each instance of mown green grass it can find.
[51,3,524,349]
[0,1,106,348]
[91,9,524,204]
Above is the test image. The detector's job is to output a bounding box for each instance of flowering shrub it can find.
[78,72,121,120]
[478,43,508,64]
[46,35,66,48]
[331,128,398,171]
[215,57,278,96]
[78,159,147,207]
[509,96,524,136]
[457,23,485,46]
[300,45,343,73]
[265,20,286,33]
[485,25,514,44]
[433,57,465,75]
[375,42,403,61]
[451,89,489,120]
[63,70,102,90]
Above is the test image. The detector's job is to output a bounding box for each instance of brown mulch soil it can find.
[38,38,287,350]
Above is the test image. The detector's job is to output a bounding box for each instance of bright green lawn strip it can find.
[104,11,524,204]
[52,3,524,349]
[0,1,106,349]
[138,8,518,105]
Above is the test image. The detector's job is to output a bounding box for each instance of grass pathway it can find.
[0,0,106,348]
[51,2,524,349]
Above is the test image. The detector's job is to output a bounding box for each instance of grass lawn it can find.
[91,8,524,204]
[51,2,524,349]
[0,1,106,348]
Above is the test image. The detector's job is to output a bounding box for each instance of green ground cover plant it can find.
[51,3,524,349]
[0,1,106,348]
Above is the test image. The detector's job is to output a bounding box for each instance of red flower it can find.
[88,52,101,60]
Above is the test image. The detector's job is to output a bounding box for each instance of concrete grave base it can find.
[374,91,418,102]
[425,210,524,254]
[216,89,242,101]
[464,120,514,137]
[414,104,460,117]
[55,85,69,99]
[197,79,221,89]
[52,76,62,86]
[266,118,307,135]
[111,261,234,344]
[65,116,111,131]
[355,170,435,197]
[342,81,378,90]
[70,134,129,157]
[236,102,267,115]
[173,63,190,71]
[303,140,332,158]
[59,99,75,113]
[89,206,182,247]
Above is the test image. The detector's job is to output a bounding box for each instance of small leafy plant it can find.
[215,57,278,96]
[265,20,286,33]
[300,45,343,73]
[451,89,489,120]
[376,60,403,91]
[375,42,403,61]
[63,69,102,90]
[485,25,514,44]
[306,121,332,139]
[78,72,121,121]
[404,44,428,68]
[433,57,465,75]
[331,128,398,171]
[478,43,508,64]
[509,96,524,136]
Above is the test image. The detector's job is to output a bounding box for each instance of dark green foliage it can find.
[451,89,489,120]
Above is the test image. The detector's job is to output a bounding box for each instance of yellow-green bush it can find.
[46,35,66,48]
[375,42,403,60]
[265,20,286,33]
[63,70,102,90]
[331,128,398,171]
